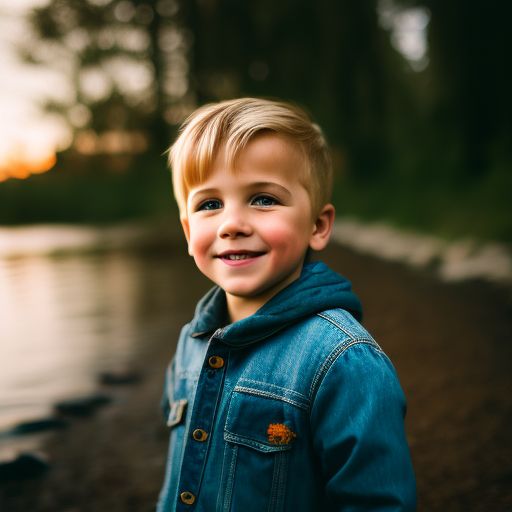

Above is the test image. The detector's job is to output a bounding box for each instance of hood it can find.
[189,261,362,347]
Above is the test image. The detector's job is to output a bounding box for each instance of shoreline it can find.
[1,217,510,285]
[1,239,511,510]
[0,324,176,511]
[331,218,512,285]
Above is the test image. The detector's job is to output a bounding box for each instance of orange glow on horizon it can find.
[0,152,57,182]
[74,130,148,155]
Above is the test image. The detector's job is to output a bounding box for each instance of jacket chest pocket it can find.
[220,388,305,512]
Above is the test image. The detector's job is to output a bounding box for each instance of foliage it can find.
[20,0,189,152]
[3,0,510,242]
[0,153,175,224]
[391,0,512,178]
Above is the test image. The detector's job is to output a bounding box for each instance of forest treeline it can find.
[1,0,510,242]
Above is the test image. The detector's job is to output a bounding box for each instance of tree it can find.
[22,0,191,154]
[181,0,400,179]
[393,0,512,177]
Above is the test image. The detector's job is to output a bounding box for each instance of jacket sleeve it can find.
[310,342,417,511]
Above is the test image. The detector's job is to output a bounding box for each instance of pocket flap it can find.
[167,399,187,427]
[224,390,301,453]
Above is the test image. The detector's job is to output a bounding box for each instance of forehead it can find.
[209,133,306,183]
[234,132,303,165]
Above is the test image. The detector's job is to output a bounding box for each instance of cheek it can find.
[262,217,311,254]
[188,221,214,258]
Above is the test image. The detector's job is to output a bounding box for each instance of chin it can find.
[225,288,262,298]
[223,283,269,298]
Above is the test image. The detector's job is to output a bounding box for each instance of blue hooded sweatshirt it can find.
[158,261,416,511]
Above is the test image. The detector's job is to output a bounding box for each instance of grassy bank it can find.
[0,154,176,226]
[333,167,512,244]
[1,151,510,244]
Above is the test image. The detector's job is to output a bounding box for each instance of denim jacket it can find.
[157,261,416,511]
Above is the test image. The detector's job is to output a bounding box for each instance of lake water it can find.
[0,226,206,459]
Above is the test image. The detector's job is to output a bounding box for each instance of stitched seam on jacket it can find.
[224,431,290,452]
[316,312,383,351]
[216,442,228,511]
[268,452,280,512]
[268,451,288,512]
[316,312,357,340]
[222,445,238,511]
[309,339,379,402]
[233,386,309,411]
[237,378,308,403]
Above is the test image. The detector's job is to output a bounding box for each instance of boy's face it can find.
[181,133,333,321]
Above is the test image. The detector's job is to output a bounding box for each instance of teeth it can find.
[226,254,250,260]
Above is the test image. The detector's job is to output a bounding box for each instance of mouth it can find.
[216,251,265,261]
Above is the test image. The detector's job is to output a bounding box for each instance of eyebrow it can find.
[247,181,292,198]
[188,187,219,200]
[189,181,292,201]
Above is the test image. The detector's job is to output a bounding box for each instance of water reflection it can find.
[0,245,207,457]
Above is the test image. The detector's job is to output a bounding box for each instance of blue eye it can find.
[252,195,278,207]
[198,199,222,211]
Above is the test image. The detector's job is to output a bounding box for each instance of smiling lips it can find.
[216,251,265,264]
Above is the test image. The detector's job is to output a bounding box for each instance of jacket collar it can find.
[190,261,362,347]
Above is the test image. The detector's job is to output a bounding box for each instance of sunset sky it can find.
[0,0,428,177]
[0,0,71,170]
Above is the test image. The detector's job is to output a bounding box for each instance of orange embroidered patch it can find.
[267,423,296,445]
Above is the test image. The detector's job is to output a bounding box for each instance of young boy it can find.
[158,98,416,511]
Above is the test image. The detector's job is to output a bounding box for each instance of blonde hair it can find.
[168,97,332,217]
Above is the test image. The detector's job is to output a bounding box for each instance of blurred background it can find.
[1,1,511,510]
[0,0,510,239]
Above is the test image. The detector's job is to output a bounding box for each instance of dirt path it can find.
[1,242,511,511]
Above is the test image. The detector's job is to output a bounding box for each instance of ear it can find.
[180,216,193,256]
[309,203,335,251]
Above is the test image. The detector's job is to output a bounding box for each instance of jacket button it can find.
[192,428,209,442]
[208,356,224,369]
[180,491,196,505]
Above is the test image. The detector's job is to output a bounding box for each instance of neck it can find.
[226,295,266,323]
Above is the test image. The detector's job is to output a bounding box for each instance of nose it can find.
[217,206,252,239]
